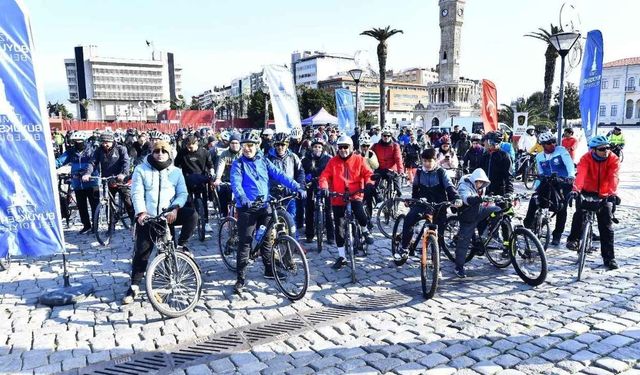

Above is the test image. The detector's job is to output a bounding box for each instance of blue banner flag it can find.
[579,30,604,141]
[0,0,65,257]
[335,89,355,136]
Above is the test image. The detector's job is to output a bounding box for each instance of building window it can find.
[599,105,606,117]
[613,79,620,89]
[626,99,634,119]
[628,77,635,89]
[602,80,608,89]
[636,100,640,119]
[611,104,618,117]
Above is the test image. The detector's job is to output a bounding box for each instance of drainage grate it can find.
[79,290,412,375]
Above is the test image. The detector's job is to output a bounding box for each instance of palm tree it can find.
[360,26,403,128]
[525,24,561,116]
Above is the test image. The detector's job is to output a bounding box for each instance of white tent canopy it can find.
[301,107,338,126]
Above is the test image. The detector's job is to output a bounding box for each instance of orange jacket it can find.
[319,153,373,206]
[372,142,404,173]
[574,151,619,198]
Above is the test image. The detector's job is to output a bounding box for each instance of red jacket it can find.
[372,142,404,173]
[574,151,619,198]
[561,137,578,160]
[319,153,373,206]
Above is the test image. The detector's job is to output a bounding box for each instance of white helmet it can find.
[220,130,230,142]
[381,126,393,135]
[359,134,371,146]
[538,131,555,144]
[290,126,303,140]
[69,132,85,141]
[337,134,353,147]
[262,128,274,136]
[526,125,535,131]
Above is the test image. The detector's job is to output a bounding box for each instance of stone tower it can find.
[438,0,465,82]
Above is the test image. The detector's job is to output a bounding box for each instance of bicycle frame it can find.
[249,195,296,260]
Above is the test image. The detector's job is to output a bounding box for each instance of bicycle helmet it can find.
[240,129,260,144]
[69,132,85,141]
[220,130,230,142]
[359,134,372,146]
[290,126,303,140]
[99,132,114,142]
[310,137,326,147]
[483,131,501,145]
[588,135,610,149]
[563,127,574,134]
[381,126,393,136]
[148,130,162,139]
[537,131,555,144]
[470,133,482,142]
[337,134,353,147]
[273,132,289,144]
[262,128,274,136]
[526,125,535,131]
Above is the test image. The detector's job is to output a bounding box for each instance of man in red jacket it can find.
[370,126,404,207]
[319,134,375,269]
[566,135,620,270]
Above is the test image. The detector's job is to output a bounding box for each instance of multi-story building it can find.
[195,86,230,110]
[392,67,439,85]
[64,45,182,121]
[291,50,356,88]
[598,56,640,125]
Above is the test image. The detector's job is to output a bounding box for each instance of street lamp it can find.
[349,68,363,132]
[549,31,581,143]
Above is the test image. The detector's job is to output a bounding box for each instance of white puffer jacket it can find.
[131,157,188,216]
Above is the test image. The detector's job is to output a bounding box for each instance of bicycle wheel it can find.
[485,219,513,269]
[218,217,238,271]
[439,216,474,263]
[537,215,551,250]
[0,251,10,271]
[93,202,114,246]
[114,195,131,229]
[510,227,547,286]
[376,198,397,239]
[315,205,324,253]
[344,221,357,283]
[276,207,295,237]
[272,235,309,301]
[194,198,206,242]
[146,251,202,318]
[524,162,536,190]
[420,233,440,299]
[577,221,591,281]
[391,214,407,266]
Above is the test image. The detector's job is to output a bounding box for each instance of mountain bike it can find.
[530,174,571,249]
[218,195,309,300]
[329,189,367,283]
[391,199,451,299]
[375,171,403,239]
[141,205,202,318]
[93,176,133,246]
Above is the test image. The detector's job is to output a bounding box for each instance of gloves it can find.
[297,188,307,200]
[305,174,312,182]
[607,195,621,205]
[568,191,579,201]
[319,187,329,198]
[453,199,463,208]
[467,196,482,205]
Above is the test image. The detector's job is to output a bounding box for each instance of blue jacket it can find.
[131,157,188,216]
[230,153,301,208]
[87,144,131,178]
[534,145,576,189]
[55,145,99,190]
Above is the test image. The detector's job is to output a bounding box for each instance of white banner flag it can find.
[263,65,301,133]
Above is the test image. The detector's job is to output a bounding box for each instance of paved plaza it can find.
[1,130,640,375]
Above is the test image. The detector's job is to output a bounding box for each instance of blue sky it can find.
[23,0,640,110]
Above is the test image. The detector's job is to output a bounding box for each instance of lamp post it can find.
[549,31,581,143]
[349,68,363,133]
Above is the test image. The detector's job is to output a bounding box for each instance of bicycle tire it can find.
[485,219,513,269]
[315,205,324,253]
[510,227,547,286]
[538,216,551,250]
[344,221,357,283]
[524,162,536,190]
[577,220,591,281]
[114,194,131,229]
[93,202,114,246]
[146,251,202,318]
[195,198,206,242]
[440,215,475,263]
[391,214,407,266]
[0,251,10,271]
[620,149,624,163]
[376,198,398,239]
[218,217,238,271]
[272,235,309,301]
[421,233,440,299]
[276,207,296,237]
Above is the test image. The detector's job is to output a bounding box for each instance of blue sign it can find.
[579,30,604,141]
[335,89,355,136]
[0,0,65,257]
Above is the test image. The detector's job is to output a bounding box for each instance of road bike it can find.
[391,199,451,299]
[329,189,368,283]
[218,195,309,300]
[93,176,133,246]
[141,205,202,318]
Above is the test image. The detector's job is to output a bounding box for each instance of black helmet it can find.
[614,126,621,131]
[273,132,289,144]
[483,131,501,145]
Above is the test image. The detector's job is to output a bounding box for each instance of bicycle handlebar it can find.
[328,189,366,201]
[142,204,180,224]
[399,198,452,210]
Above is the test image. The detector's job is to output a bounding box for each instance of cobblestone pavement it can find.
[1,129,640,375]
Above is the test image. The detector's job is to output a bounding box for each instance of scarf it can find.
[147,154,172,171]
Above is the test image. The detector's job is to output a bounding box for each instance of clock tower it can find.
[438,0,465,82]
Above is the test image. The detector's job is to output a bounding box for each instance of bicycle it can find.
[610,145,624,162]
[93,176,133,246]
[329,189,368,283]
[442,193,547,286]
[57,173,78,227]
[218,195,309,300]
[187,177,211,242]
[391,199,451,299]
[139,205,202,318]
[307,180,327,253]
[375,171,403,239]
[530,174,571,249]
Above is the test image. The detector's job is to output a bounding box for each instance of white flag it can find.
[263,65,301,133]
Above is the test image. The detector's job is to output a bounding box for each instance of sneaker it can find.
[121,285,139,305]
[393,247,409,262]
[264,268,286,279]
[454,268,467,279]
[233,281,244,295]
[551,237,561,246]
[205,223,214,233]
[79,226,92,235]
[566,240,578,251]
[363,231,374,245]
[605,259,619,270]
[332,257,347,270]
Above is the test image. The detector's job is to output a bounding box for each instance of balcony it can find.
[625,86,636,92]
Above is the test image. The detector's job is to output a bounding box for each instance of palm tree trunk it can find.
[378,42,387,127]
[542,46,557,115]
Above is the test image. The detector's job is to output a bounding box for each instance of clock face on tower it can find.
[442,8,448,17]
[458,8,463,16]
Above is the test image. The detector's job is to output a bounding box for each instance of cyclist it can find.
[454,131,471,161]
[566,135,621,270]
[132,132,152,165]
[462,133,484,173]
[260,128,275,155]
[174,136,215,232]
[481,131,514,197]
[369,125,381,144]
[522,131,576,245]
[267,132,306,237]
[436,135,459,170]
[403,132,421,184]
[216,130,231,153]
[325,127,339,156]
[561,127,578,161]
[416,128,431,150]
[230,130,307,294]
[84,131,135,222]
[56,132,99,234]
[302,137,334,244]
[288,126,307,158]
[357,134,379,171]
[319,134,375,269]
[213,132,241,217]
[394,148,461,262]
[371,126,404,199]
[607,126,625,158]
[123,140,196,304]
[517,125,537,154]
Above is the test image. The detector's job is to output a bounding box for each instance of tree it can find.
[298,87,336,118]
[526,91,545,111]
[189,96,199,110]
[78,98,92,120]
[47,101,73,119]
[247,90,273,127]
[360,26,403,128]
[550,82,580,121]
[358,111,376,129]
[525,24,561,115]
[170,95,186,110]
[498,94,554,129]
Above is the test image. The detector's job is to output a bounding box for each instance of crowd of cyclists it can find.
[52,120,623,303]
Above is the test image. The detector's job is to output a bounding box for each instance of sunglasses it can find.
[275,143,287,147]
[596,147,610,151]
[541,141,556,146]
[382,134,391,137]
[153,149,169,154]
[338,145,350,150]
[361,145,370,148]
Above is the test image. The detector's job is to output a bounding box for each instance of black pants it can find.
[186,175,210,223]
[567,203,615,261]
[401,206,446,249]
[131,207,197,285]
[217,184,232,217]
[332,200,368,248]
[109,185,135,221]
[75,187,99,229]
[304,188,334,240]
[295,197,305,228]
[236,206,275,283]
[523,183,571,239]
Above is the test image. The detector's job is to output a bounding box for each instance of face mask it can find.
[75,142,85,151]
